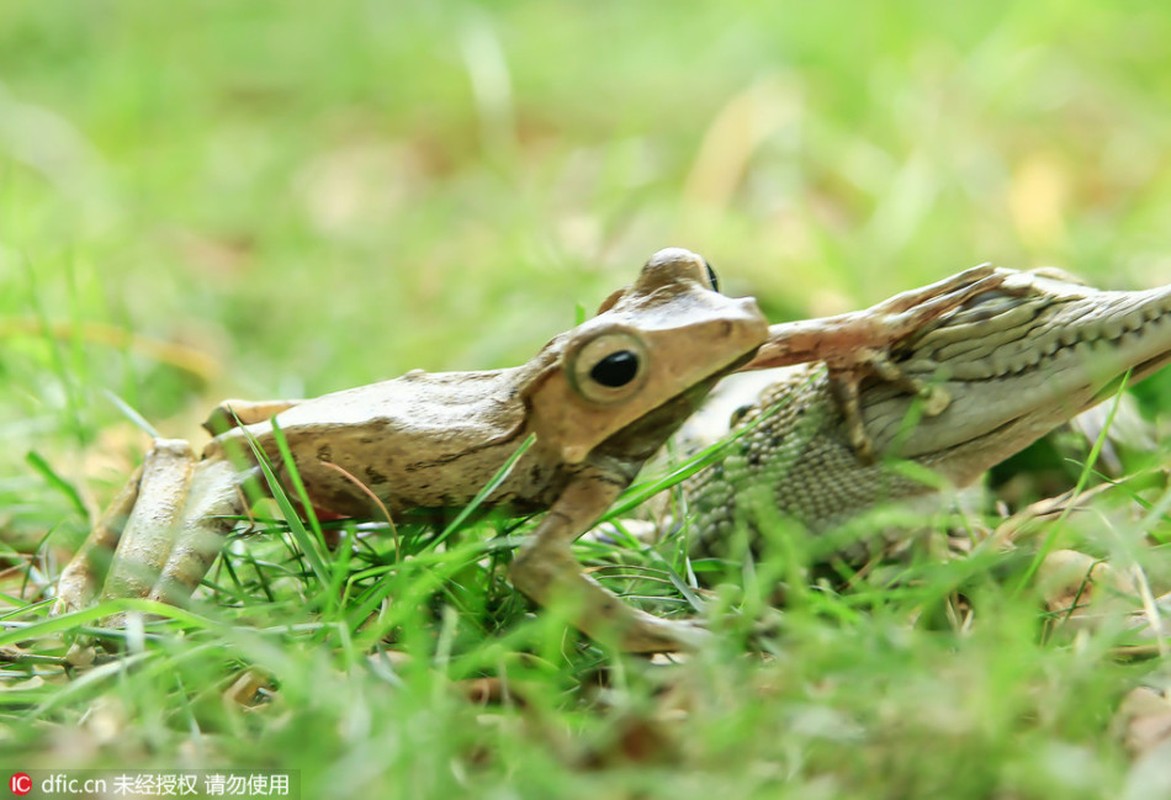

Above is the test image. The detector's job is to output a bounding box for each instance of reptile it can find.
[685,266,1171,563]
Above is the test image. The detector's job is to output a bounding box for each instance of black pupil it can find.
[703,260,720,293]
[589,350,639,388]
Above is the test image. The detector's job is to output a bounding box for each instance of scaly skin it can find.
[687,267,1171,560]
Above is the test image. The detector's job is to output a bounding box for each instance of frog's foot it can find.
[54,439,243,634]
[740,264,1008,460]
[510,543,711,653]
[826,349,952,463]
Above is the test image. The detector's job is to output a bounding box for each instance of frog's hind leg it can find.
[94,440,199,610]
[145,457,245,608]
[55,440,195,618]
[99,455,245,630]
[54,439,246,624]
[53,464,140,614]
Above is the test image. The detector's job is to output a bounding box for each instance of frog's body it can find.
[212,370,564,517]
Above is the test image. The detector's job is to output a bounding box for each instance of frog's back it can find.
[206,367,558,516]
[271,368,526,443]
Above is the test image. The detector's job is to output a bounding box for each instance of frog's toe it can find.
[53,561,99,617]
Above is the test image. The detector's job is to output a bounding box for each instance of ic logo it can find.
[9,773,31,796]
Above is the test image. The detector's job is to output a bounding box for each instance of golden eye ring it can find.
[567,330,649,404]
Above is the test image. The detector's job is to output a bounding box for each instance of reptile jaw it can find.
[863,276,1171,470]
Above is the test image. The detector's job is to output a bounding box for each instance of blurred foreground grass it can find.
[4,2,1171,797]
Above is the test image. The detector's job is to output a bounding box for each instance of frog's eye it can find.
[703,259,720,293]
[569,331,649,403]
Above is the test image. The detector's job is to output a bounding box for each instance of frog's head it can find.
[526,248,769,465]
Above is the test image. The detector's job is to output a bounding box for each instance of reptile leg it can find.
[827,349,953,462]
[852,263,999,320]
[510,470,710,653]
[828,373,873,462]
[742,264,1004,372]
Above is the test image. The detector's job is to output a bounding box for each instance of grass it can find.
[4,1,1171,797]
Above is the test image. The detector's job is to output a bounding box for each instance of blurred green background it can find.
[5,1,1171,791]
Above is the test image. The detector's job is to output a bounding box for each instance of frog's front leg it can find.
[54,439,247,622]
[740,264,1009,460]
[509,468,710,653]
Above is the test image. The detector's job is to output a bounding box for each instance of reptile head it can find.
[863,267,1171,482]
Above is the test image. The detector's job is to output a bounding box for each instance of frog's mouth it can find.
[724,346,767,375]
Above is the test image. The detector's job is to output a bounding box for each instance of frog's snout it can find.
[734,295,771,342]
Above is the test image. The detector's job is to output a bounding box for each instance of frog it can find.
[54,249,1005,652]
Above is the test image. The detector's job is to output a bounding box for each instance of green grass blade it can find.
[103,389,162,438]
[25,450,88,520]
[427,432,536,551]
[234,419,332,589]
[1013,371,1131,595]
